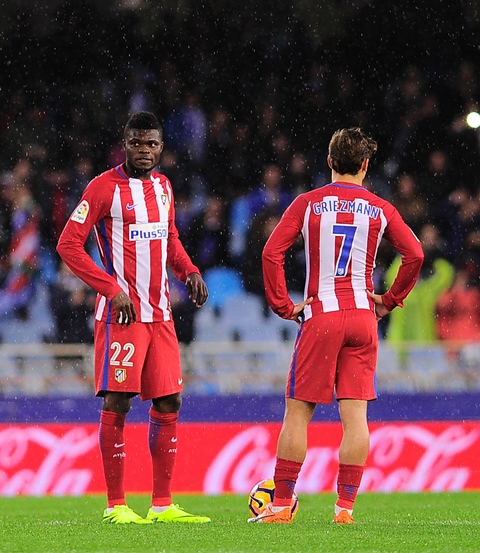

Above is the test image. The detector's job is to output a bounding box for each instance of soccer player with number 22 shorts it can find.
[57,111,211,524]
[250,128,424,525]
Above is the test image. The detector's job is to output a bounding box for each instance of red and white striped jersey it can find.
[262,182,424,320]
[57,164,199,323]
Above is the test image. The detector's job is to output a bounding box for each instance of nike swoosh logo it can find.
[114,443,125,448]
[171,437,178,443]
[126,203,138,210]
[178,378,183,385]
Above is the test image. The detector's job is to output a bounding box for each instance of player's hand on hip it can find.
[112,291,137,325]
[186,272,208,307]
[290,296,314,324]
[367,290,390,321]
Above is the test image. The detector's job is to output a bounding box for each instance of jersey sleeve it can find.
[56,178,124,301]
[381,207,425,311]
[262,197,305,318]
[166,190,201,282]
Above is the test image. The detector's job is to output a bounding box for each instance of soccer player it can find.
[57,111,211,524]
[249,127,424,524]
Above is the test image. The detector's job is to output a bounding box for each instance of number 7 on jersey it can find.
[332,224,357,277]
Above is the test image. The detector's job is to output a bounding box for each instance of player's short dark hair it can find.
[124,111,163,138]
[328,127,377,176]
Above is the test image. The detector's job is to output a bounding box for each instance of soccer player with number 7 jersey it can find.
[57,112,211,524]
[251,127,424,525]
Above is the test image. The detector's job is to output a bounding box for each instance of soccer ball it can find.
[248,479,299,519]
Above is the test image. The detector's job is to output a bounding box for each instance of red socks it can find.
[148,409,178,507]
[336,463,364,510]
[99,410,127,508]
[99,408,179,508]
[273,457,302,507]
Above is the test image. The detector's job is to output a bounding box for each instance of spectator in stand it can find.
[436,254,480,388]
[2,103,59,167]
[167,273,196,346]
[385,223,454,344]
[252,104,280,170]
[462,199,480,262]
[29,165,74,285]
[228,121,255,196]
[285,152,313,196]
[434,186,480,260]
[49,261,96,344]
[69,157,97,211]
[242,209,281,302]
[446,61,480,184]
[329,70,362,131]
[204,107,232,197]
[186,196,231,272]
[43,167,73,247]
[398,92,447,177]
[164,88,208,169]
[242,207,305,305]
[159,149,193,204]
[270,131,293,173]
[160,148,207,232]
[294,60,331,152]
[445,60,480,117]
[383,64,426,175]
[229,163,292,263]
[0,175,40,318]
[436,255,480,344]
[0,175,12,280]
[390,173,429,235]
[420,148,456,204]
[128,68,156,114]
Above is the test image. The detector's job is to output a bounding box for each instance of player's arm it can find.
[262,198,307,319]
[367,290,390,321]
[381,209,425,311]
[166,198,208,307]
[56,180,124,303]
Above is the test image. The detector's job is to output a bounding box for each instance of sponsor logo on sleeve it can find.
[71,200,90,224]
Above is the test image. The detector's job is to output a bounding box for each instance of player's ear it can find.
[327,155,333,169]
[362,158,369,172]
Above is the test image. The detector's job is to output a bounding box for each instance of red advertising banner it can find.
[0,421,479,496]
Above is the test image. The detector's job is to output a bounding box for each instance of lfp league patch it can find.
[71,200,90,224]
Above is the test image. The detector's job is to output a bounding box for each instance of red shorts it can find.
[287,309,378,404]
[94,319,182,400]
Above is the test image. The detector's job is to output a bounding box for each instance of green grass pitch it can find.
[0,492,478,553]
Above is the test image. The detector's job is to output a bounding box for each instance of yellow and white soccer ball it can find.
[248,478,299,519]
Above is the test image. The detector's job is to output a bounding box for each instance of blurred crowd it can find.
[1,0,480,349]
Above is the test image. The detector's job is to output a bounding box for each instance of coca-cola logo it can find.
[0,421,478,497]
[0,426,97,495]
[204,427,276,494]
[204,424,480,494]
[364,424,479,492]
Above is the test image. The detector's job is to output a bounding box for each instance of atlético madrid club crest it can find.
[161,194,170,211]
[115,369,127,383]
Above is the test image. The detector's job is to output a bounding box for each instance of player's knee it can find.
[152,392,182,413]
[102,392,133,415]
